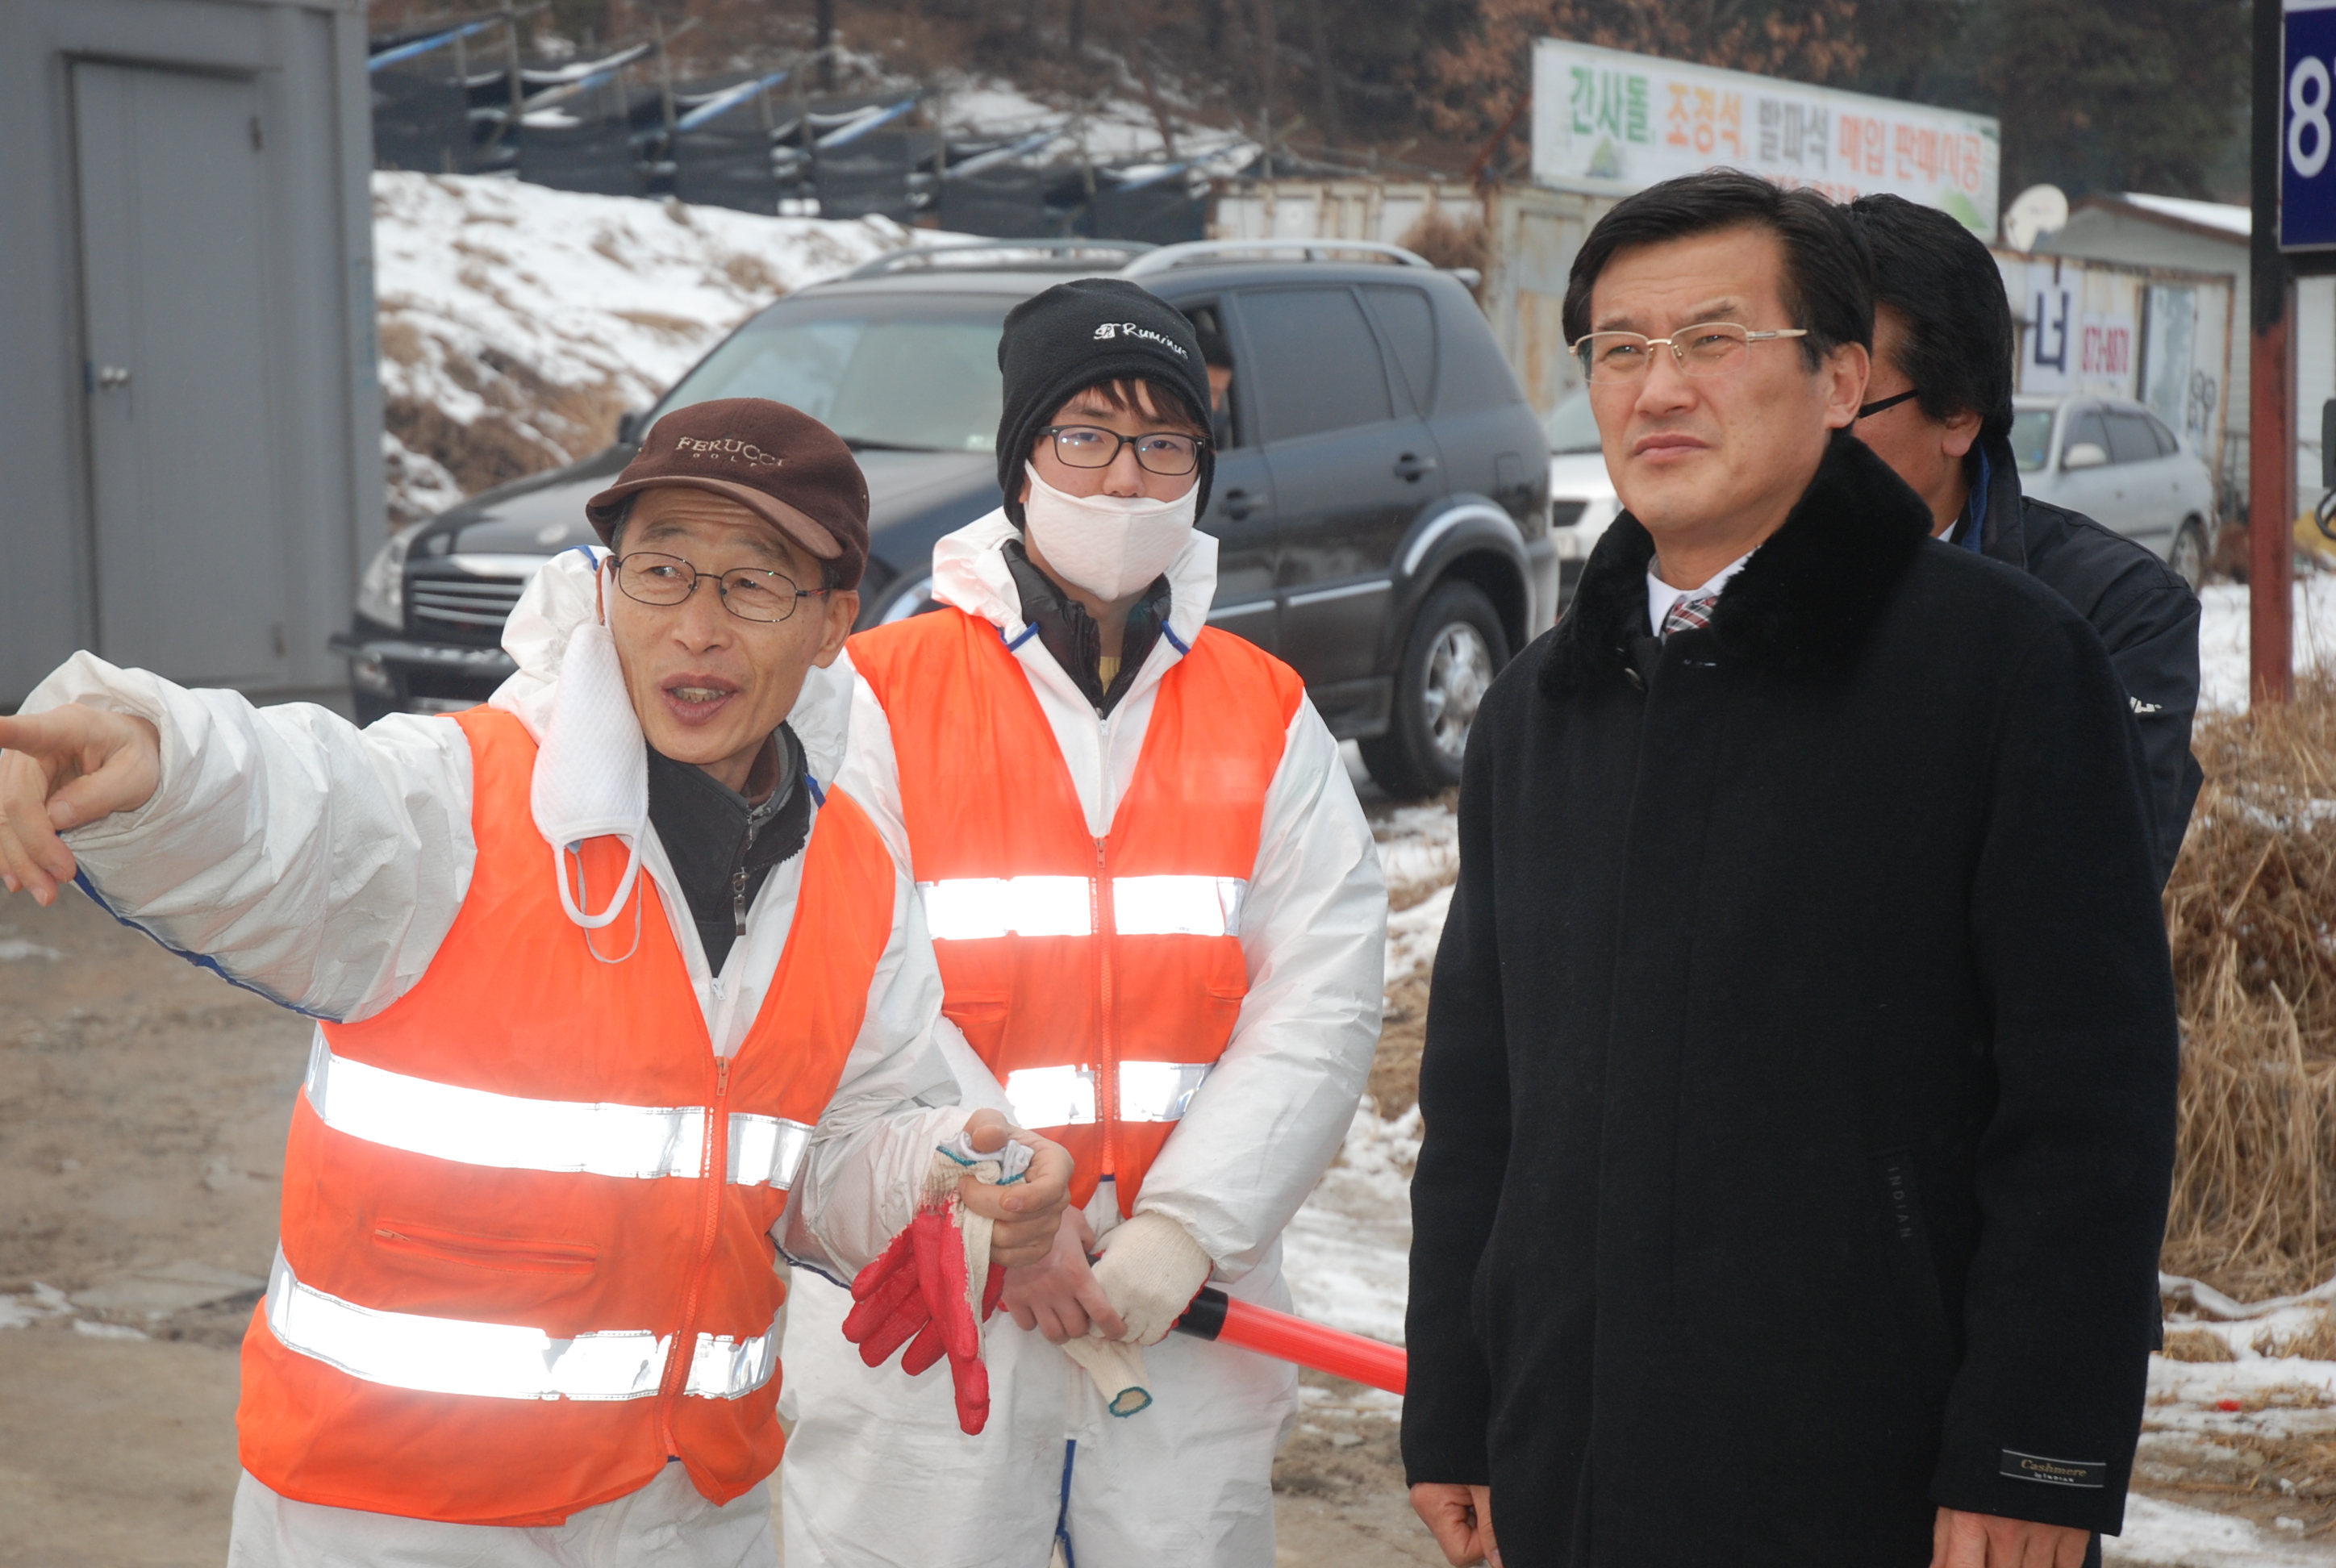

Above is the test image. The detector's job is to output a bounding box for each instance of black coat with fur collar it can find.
[1401,434,2179,1566]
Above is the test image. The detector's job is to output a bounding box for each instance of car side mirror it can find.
[2061,441,2109,471]
[615,408,651,448]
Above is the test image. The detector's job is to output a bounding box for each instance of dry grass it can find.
[2256,1307,2336,1361]
[2162,1327,2239,1362]
[2162,672,2336,1300]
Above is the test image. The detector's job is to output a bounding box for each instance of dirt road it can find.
[0,884,1440,1567]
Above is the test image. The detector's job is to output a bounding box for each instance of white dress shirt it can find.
[1646,550,1754,636]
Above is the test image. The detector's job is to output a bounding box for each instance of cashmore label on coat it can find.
[2000,1449,2106,1489]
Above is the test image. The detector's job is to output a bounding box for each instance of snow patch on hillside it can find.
[370,173,935,522]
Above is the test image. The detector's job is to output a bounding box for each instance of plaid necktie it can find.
[1659,590,1719,639]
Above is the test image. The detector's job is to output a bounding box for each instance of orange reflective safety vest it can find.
[236,706,894,1527]
[851,604,1302,1215]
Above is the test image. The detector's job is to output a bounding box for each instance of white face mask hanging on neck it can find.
[1021,462,1198,603]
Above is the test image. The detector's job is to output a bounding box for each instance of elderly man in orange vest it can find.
[0,399,1071,1567]
[780,281,1387,1566]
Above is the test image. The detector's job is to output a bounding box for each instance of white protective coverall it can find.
[18,550,988,1568]
[778,512,1388,1568]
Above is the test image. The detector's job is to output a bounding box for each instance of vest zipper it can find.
[658,1054,732,1457]
[1094,836,1118,1178]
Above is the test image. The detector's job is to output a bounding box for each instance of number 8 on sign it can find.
[2295,56,2331,179]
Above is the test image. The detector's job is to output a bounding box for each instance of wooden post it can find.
[2254,0,2296,707]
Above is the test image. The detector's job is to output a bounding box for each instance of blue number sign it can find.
[2286,2,2336,249]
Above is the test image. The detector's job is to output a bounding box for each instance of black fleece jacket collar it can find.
[1002,538,1171,716]
[1541,430,1933,696]
[645,724,809,975]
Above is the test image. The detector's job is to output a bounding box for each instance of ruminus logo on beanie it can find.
[674,435,784,468]
[1090,321,1189,358]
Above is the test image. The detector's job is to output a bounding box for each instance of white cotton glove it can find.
[1088,1211,1214,1347]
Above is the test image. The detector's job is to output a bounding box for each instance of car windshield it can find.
[655,301,1008,453]
[1544,390,1601,454]
[2009,409,2056,472]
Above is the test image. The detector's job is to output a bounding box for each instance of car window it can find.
[1238,287,1395,444]
[1362,285,1437,411]
[1180,300,1242,450]
[2063,409,2110,463]
[1544,390,1601,454]
[2105,411,2160,466]
[656,301,1007,452]
[2146,412,2181,456]
[2009,409,2054,472]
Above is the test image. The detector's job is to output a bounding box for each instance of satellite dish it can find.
[2003,184,2070,252]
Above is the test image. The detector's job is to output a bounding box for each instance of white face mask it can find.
[1021,462,1197,603]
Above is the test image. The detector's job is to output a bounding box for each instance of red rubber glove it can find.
[842,1182,1010,1433]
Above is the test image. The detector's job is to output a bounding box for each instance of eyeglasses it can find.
[1571,322,1811,384]
[611,553,828,623]
[1037,425,1208,477]
[1856,388,1921,420]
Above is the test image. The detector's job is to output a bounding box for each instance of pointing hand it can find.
[0,705,161,905]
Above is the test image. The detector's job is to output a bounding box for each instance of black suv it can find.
[334,240,1554,797]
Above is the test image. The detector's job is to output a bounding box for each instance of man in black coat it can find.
[1843,194,2203,887]
[1401,172,2179,1568]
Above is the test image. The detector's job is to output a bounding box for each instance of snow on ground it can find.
[2109,1495,2334,1566]
[1283,1103,1419,1345]
[2196,574,2336,710]
[370,172,950,519]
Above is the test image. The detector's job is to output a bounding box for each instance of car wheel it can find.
[2169,519,2209,592]
[1359,580,1508,800]
[874,573,938,624]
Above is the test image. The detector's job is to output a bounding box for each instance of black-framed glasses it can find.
[611,553,827,623]
[1037,425,1208,476]
[1570,322,1810,384]
[1856,388,1922,420]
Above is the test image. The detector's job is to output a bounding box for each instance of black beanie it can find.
[995,277,1216,528]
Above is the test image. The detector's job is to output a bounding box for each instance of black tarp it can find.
[938,166,1054,237]
[519,120,646,197]
[815,129,914,222]
[1089,179,1206,245]
[672,128,778,215]
[372,65,472,173]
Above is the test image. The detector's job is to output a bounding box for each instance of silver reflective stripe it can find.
[1112,876,1247,938]
[266,1251,778,1403]
[726,1114,815,1190]
[685,1329,779,1399]
[919,875,1249,940]
[1116,1061,1212,1122]
[920,876,1092,940]
[1002,1061,1211,1127]
[307,1037,809,1188]
[1003,1065,1099,1127]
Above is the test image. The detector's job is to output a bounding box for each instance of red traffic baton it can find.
[1171,1286,1407,1395]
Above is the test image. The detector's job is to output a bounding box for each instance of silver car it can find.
[2010,395,2217,590]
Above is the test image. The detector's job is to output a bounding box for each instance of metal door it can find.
[73,61,287,686]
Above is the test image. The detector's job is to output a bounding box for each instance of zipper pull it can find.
[715,1057,731,1099]
[732,861,749,936]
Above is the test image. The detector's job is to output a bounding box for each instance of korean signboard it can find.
[1530,39,2001,236]
[2284,0,2336,250]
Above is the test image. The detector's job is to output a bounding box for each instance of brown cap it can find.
[585,398,871,589]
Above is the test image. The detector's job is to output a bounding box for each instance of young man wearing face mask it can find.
[778,278,1388,1567]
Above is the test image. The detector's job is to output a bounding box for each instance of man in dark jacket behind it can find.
[1401,172,2179,1568]
[1843,194,2203,886]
